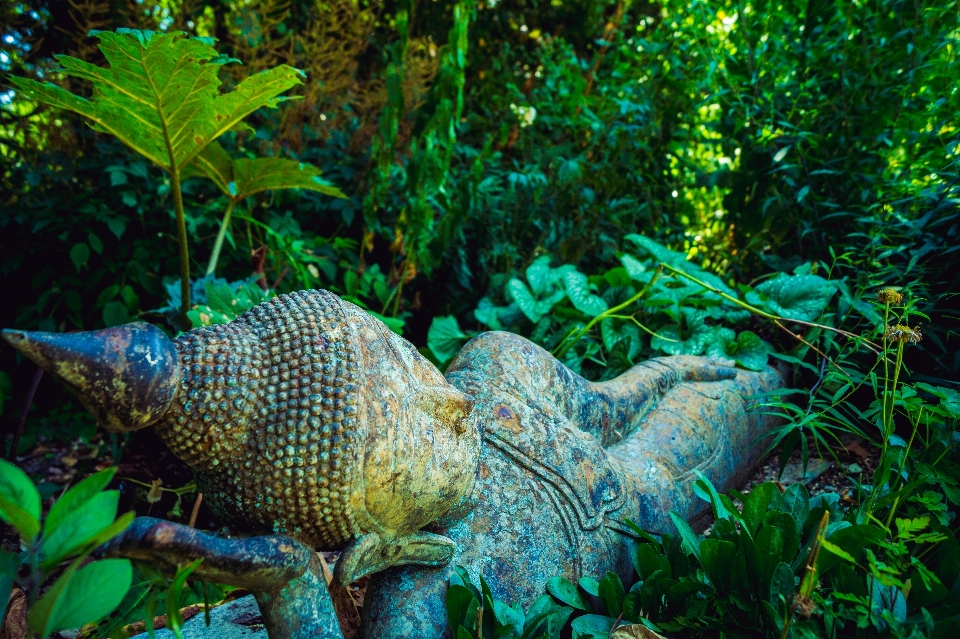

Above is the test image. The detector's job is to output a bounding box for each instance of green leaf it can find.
[729,331,770,371]
[669,511,702,561]
[507,278,542,323]
[44,467,117,539]
[635,543,671,581]
[494,600,524,637]
[447,584,477,631]
[700,538,736,594]
[233,157,345,199]
[769,562,795,610]
[525,256,562,295]
[570,614,617,639]
[11,31,303,173]
[187,143,346,200]
[102,301,131,327]
[578,576,600,596]
[598,571,625,617]
[820,540,856,563]
[167,559,203,637]
[0,549,22,623]
[563,270,609,317]
[748,273,836,322]
[29,558,132,635]
[741,482,777,536]
[0,459,41,539]
[625,234,736,298]
[816,524,885,574]
[620,254,648,281]
[754,525,785,592]
[41,491,119,569]
[70,242,90,272]
[428,316,470,365]
[546,576,590,611]
[780,484,810,536]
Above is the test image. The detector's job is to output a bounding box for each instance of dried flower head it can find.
[877,288,903,305]
[793,593,816,618]
[885,324,922,344]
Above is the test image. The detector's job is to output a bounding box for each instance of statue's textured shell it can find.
[154,290,362,548]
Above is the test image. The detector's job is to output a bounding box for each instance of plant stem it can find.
[554,265,663,359]
[660,263,880,353]
[881,302,890,444]
[207,200,236,276]
[171,168,191,326]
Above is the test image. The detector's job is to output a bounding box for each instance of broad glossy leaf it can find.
[0,460,41,539]
[625,234,736,297]
[546,576,590,611]
[11,30,302,173]
[446,584,477,631]
[44,467,117,540]
[507,279,542,323]
[41,491,119,569]
[741,482,777,536]
[598,571,625,617]
[754,525,784,591]
[748,273,836,322]
[780,484,810,536]
[578,576,600,596]
[29,558,132,635]
[428,316,470,365]
[563,270,609,317]
[570,614,617,639]
[769,562,795,610]
[729,331,770,371]
[635,543,670,581]
[525,256,556,295]
[494,600,524,637]
[700,538,736,594]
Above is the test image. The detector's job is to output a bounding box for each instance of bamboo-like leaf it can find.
[10,30,303,173]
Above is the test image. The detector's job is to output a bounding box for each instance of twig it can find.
[188,493,203,528]
[554,265,663,359]
[8,367,42,460]
[660,263,881,353]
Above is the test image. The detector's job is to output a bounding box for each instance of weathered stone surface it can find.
[3,289,784,639]
[130,595,266,639]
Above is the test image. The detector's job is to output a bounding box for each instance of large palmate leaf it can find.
[184,142,346,200]
[10,29,303,173]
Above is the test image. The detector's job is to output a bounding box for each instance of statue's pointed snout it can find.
[1,323,181,432]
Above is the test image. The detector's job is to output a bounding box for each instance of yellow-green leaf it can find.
[10,30,302,174]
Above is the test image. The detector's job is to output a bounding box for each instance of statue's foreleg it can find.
[97,517,344,639]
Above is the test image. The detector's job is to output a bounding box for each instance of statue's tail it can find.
[1,323,181,432]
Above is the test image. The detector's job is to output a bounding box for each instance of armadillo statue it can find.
[2,289,782,638]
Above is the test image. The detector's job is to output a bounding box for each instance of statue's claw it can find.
[333,530,456,586]
[97,517,344,639]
